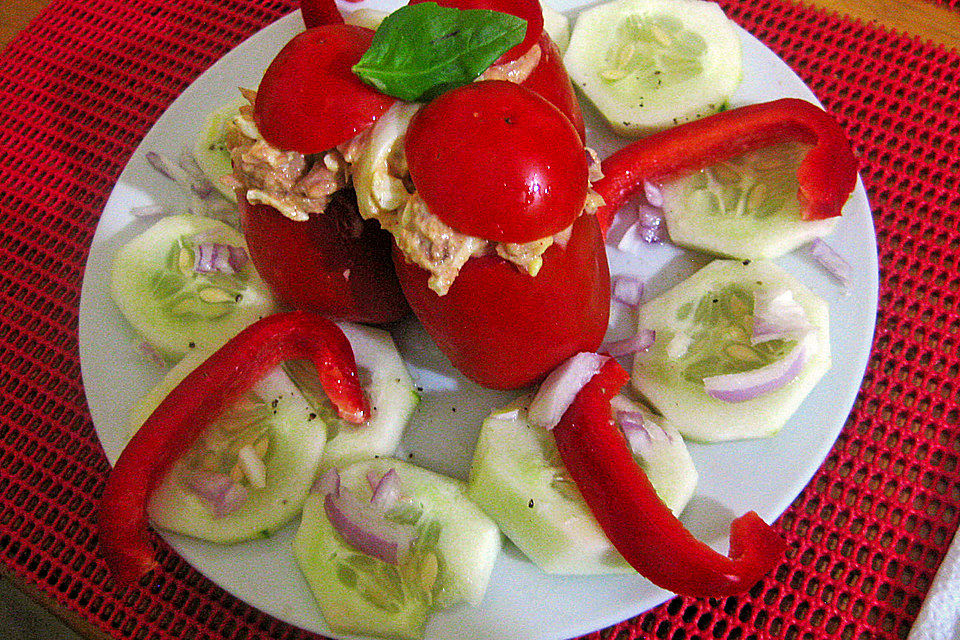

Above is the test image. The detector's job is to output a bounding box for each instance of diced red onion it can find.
[644,181,664,207]
[183,470,249,517]
[324,488,417,565]
[611,275,644,307]
[184,470,234,501]
[130,204,166,218]
[368,468,402,510]
[704,334,815,402]
[617,410,652,452]
[146,151,187,183]
[213,483,250,517]
[311,468,341,495]
[637,204,664,230]
[751,289,811,344]
[601,329,655,357]
[528,352,609,429]
[810,239,851,284]
[193,242,249,274]
[178,149,216,198]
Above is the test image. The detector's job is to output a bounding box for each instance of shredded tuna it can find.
[225,90,365,222]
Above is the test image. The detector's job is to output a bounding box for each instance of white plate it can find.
[78,3,878,639]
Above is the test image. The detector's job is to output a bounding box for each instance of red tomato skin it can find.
[254,25,394,155]
[521,32,585,141]
[240,190,410,324]
[393,214,610,389]
[405,81,588,244]
[300,0,344,27]
[408,0,543,62]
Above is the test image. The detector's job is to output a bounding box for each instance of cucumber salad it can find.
[80,0,877,638]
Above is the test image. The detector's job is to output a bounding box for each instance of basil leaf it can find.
[352,2,527,102]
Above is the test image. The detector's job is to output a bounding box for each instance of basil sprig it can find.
[352,2,526,102]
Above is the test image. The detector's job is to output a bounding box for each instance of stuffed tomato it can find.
[227,0,584,326]
[356,80,609,389]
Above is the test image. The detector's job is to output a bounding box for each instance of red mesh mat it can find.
[1,0,958,638]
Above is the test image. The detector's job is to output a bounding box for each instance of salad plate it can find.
[78,1,879,639]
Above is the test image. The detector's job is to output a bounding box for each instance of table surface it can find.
[7,0,960,50]
[1,1,958,640]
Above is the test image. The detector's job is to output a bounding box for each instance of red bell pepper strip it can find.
[300,0,345,28]
[593,98,858,233]
[98,311,370,586]
[551,359,787,597]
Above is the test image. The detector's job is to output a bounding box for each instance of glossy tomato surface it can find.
[522,31,585,141]
[240,189,409,324]
[408,0,543,62]
[254,25,394,155]
[405,81,588,244]
[394,214,610,389]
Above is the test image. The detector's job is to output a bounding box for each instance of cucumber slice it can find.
[283,322,420,469]
[564,0,742,135]
[127,348,326,543]
[294,458,501,640]
[468,397,696,574]
[195,99,244,202]
[659,142,839,259]
[110,214,275,361]
[632,259,831,442]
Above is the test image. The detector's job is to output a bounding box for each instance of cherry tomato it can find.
[254,25,394,155]
[521,31,585,141]
[240,189,410,324]
[408,0,543,62]
[393,214,610,389]
[405,81,588,244]
[300,0,344,28]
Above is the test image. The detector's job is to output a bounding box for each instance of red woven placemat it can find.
[1,0,958,639]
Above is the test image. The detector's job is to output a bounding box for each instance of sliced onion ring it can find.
[324,488,417,565]
[611,275,644,307]
[528,352,609,429]
[751,289,811,344]
[810,239,851,284]
[704,333,816,403]
[368,468,402,510]
[601,329,655,358]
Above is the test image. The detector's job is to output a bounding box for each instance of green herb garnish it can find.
[352,2,526,102]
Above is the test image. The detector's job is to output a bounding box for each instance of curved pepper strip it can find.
[99,311,370,586]
[593,98,859,233]
[551,359,787,597]
[301,0,345,28]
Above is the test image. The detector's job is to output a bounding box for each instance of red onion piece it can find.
[178,149,216,198]
[644,181,664,208]
[311,468,341,495]
[704,334,816,402]
[193,242,248,275]
[368,468,402,510]
[324,489,417,565]
[810,239,851,284]
[528,352,609,429]
[601,329,656,357]
[636,204,663,230]
[183,470,250,517]
[213,483,251,517]
[751,289,811,344]
[611,275,644,307]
